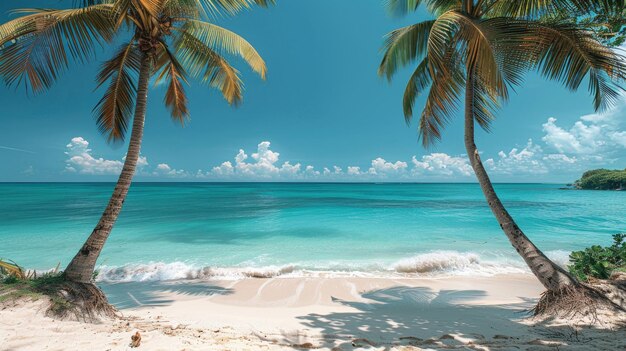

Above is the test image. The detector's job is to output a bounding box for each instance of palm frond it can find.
[379,20,434,80]
[385,0,463,17]
[0,6,116,93]
[94,42,142,141]
[471,74,501,131]
[137,0,165,16]
[174,29,243,104]
[426,0,462,14]
[425,10,460,75]
[0,16,34,47]
[418,54,465,147]
[447,11,509,100]
[402,57,432,120]
[189,0,274,18]
[177,19,266,78]
[482,17,537,87]
[526,21,626,110]
[155,43,190,122]
[489,0,577,18]
[73,1,104,6]
[384,0,424,16]
[0,259,26,280]
[162,0,204,19]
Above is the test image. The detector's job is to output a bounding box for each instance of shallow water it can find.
[1,183,624,281]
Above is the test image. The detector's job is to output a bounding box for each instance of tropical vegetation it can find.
[574,168,626,190]
[569,233,626,281]
[549,1,626,47]
[0,260,84,318]
[0,258,27,280]
[379,0,626,296]
[0,0,271,287]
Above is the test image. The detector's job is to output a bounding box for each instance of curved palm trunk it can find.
[464,72,578,291]
[64,53,153,283]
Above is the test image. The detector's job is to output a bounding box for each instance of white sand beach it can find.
[2,274,625,350]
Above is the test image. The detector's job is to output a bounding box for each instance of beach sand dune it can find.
[1,274,624,350]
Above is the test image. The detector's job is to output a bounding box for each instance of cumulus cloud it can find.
[211,141,307,179]
[65,137,124,175]
[347,166,361,175]
[153,163,187,177]
[542,117,604,154]
[305,165,320,176]
[542,98,626,158]
[64,104,625,182]
[368,158,408,176]
[205,142,451,180]
[485,139,548,175]
[65,137,151,176]
[60,137,546,181]
[411,153,473,177]
[211,161,234,176]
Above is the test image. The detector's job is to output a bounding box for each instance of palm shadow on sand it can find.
[287,286,623,350]
[99,281,233,309]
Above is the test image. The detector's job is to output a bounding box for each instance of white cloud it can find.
[280,162,301,175]
[305,165,320,176]
[64,137,151,176]
[153,163,187,177]
[65,137,124,175]
[542,117,604,154]
[347,166,361,175]
[60,137,546,181]
[542,153,577,164]
[210,141,311,179]
[211,161,234,176]
[63,106,625,183]
[206,142,472,181]
[411,153,473,177]
[368,158,408,176]
[485,139,548,175]
[542,98,626,157]
[233,141,281,177]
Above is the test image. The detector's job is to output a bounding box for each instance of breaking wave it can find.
[96,262,296,282]
[95,250,572,283]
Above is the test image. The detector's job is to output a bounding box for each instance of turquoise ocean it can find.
[1,183,624,282]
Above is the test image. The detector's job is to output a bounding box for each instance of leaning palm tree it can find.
[379,0,626,307]
[0,0,271,287]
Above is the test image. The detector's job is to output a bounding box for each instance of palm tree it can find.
[0,0,271,283]
[379,0,626,292]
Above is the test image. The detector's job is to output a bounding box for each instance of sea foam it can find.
[96,262,295,282]
[95,250,572,283]
[393,251,481,273]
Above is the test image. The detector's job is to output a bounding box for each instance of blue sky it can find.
[0,0,625,182]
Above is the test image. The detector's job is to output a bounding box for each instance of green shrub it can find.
[568,233,626,281]
[2,275,19,284]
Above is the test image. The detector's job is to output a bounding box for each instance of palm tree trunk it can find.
[464,72,578,291]
[64,52,153,283]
